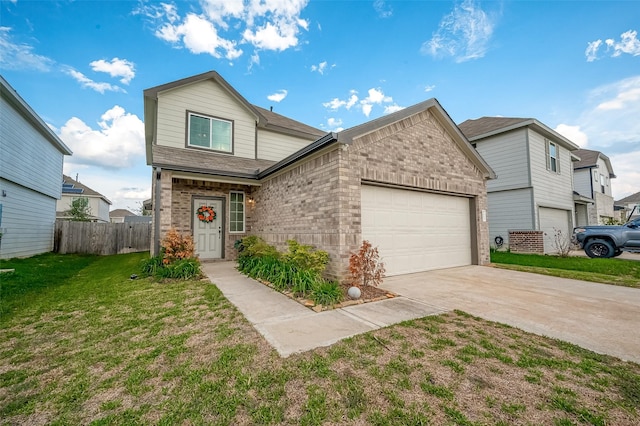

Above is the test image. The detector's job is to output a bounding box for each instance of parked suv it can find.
[572,217,640,258]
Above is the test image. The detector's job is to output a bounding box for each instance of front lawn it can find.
[1,253,639,425]
[491,251,640,288]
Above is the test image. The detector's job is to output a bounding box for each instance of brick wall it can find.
[508,230,544,254]
[252,108,491,281]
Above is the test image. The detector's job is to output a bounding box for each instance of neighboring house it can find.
[572,148,616,225]
[110,209,136,223]
[0,75,72,259]
[616,191,640,221]
[56,175,111,223]
[458,117,579,254]
[145,71,495,280]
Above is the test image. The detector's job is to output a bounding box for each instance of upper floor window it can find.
[187,112,232,153]
[546,140,559,173]
[600,174,605,193]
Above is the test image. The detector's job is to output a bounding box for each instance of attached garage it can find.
[538,207,571,253]
[361,185,473,276]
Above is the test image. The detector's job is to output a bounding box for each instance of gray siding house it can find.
[0,75,72,259]
[572,148,616,225]
[145,71,495,280]
[459,117,579,253]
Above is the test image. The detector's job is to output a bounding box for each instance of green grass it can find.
[1,252,639,425]
[490,251,640,287]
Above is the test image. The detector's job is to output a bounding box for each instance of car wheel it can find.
[613,249,623,257]
[584,239,615,258]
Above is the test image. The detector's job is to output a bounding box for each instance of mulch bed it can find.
[255,278,396,312]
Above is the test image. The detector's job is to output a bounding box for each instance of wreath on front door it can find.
[197,205,216,223]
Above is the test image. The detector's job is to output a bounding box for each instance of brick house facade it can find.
[145,71,495,281]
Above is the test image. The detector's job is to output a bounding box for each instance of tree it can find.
[67,197,92,221]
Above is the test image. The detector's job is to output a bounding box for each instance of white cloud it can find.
[361,104,373,117]
[311,60,334,74]
[585,39,602,62]
[363,88,392,104]
[554,76,640,200]
[421,0,497,63]
[384,104,404,114]
[156,13,243,60]
[373,0,393,19]
[59,105,145,169]
[326,117,343,132]
[0,26,54,71]
[65,68,125,94]
[137,0,310,63]
[90,58,136,84]
[267,89,288,102]
[424,85,436,92]
[586,29,640,61]
[554,124,589,147]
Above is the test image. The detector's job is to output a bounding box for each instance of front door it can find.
[193,198,223,259]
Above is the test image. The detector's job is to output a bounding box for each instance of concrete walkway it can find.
[201,262,445,357]
[203,262,640,363]
[383,266,640,363]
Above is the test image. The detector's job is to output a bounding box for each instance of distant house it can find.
[459,117,579,254]
[616,191,640,221]
[56,175,111,223]
[109,209,136,223]
[572,148,616,225]
[0,75,72,259]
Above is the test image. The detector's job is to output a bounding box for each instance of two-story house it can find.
[0,75,72,259]
[458,117,579,254]
[572,148,616,225]
[144,71,495,280]
[616,191,640,221]
[56,175,111,223]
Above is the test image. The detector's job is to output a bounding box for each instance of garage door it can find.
[538,207,570,254]
[361,185,472,276]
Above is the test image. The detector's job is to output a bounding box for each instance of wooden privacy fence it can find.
[54,221,151,255]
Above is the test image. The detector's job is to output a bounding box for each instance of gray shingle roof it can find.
[458,117,532,139]
[572,149,600,168]
[617,191,640,204]
[253,105,325,138]
[152,145,276,178]
[109,209,136,218]
[62,175,111,204]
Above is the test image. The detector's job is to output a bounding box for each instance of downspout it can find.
[154,167,162,256]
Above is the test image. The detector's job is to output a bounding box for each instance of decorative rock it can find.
[304,300,315,307]
[386,293,395,298]
[347,286,361,300]
[312,305,323,313]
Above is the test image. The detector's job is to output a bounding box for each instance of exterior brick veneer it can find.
[251,109,490,281]
[508,230,544,254]
[152,107,491,281]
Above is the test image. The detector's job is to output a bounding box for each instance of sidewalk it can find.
[201,262,445,357]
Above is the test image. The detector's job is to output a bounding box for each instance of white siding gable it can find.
[474,128,530,192]
[529,129,575,211]
[573,168,593,198]
[156,79,257,159]
[257,129,313,161]
[0,96,65,199]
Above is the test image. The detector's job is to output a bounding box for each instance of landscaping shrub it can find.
[141,229,202,280]
[349,240,385,287]
[310,280,343,306]
[282,240,329,274]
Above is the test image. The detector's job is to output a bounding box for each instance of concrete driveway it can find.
[383,266,640,363]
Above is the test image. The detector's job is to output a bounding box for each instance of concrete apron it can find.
[202,262,446,357]
[383,265,640,364]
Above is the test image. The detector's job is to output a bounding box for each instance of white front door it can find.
[193,198,223,259]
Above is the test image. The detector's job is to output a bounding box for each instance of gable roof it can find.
[572,148,616,178]
[62,174,112,205]
[143,71,324,162]
[458,116,580,151]
[260,98,496,180]
[616,191,640,204]
[1,75,72,156]
[109,209,136,218]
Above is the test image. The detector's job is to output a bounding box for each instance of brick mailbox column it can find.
[508,230,544,254]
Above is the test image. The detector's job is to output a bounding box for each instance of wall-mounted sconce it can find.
[1,190,6,197]
[247,196,255,205]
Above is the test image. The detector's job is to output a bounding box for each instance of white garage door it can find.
[361,185,472,276]
[539,207,571,254]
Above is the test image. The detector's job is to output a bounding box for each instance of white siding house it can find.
[56,175,112,223]
[0,76,72,259]
[572,149,616,225]
[459,117,579,253]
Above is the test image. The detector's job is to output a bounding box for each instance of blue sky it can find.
[1,0,639,211]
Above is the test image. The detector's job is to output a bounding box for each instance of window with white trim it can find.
[187,112,232,152]
[229,191,245,233]
[546,140,559,173]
